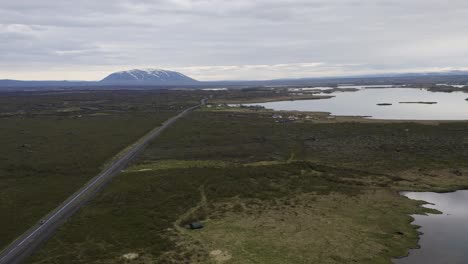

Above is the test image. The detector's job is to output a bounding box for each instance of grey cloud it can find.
[1,0,468,80]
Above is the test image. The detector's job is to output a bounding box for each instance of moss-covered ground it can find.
[25,106,468,264]
[0,90,203,250]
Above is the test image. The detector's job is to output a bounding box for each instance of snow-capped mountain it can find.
[100,69,199,85]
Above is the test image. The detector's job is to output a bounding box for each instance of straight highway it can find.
[0,99,205,264]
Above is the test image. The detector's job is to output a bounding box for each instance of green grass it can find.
[190,190,426,264]
[0,90,203,250]
[25,108,468,263]
[143,110,468,172]
[27,162,409,263]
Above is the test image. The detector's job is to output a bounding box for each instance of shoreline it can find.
[393,190,468,263]
[220,95,334,104]
[260,108,468,124]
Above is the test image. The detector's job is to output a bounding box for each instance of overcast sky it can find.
[2,0,468,81]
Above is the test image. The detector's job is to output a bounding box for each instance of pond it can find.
[394,191,468,264]
[246,88,468,120]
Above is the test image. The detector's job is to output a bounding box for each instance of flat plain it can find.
[0,90,203,250]
[20,90,468,264]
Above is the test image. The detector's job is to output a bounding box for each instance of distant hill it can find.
[2,69,468,90]
[344,70,468,78]
[100,69,199,85]
[0,80,91,89]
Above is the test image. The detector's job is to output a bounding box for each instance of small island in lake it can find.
[377,103,392,106]
[399,101,438,104]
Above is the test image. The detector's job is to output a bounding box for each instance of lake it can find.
[247,88,468,120]
[394,191,468,264]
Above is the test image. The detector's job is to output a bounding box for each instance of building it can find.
[189,222,204,230]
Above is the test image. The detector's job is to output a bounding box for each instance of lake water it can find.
[247,88,468,120]
[202,88,228,91]
[394,191,468,264]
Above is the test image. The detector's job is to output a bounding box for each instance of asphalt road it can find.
[0,100,205,264]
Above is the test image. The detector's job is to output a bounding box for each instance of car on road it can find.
[39,220,46,225]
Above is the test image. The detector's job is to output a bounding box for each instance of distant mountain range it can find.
[1,69,468,90]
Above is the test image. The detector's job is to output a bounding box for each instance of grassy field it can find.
[0,90,203,250]
[207,87,333,104]
[25,106,468,264]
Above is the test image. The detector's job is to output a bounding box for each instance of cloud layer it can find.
[2,0,468,80]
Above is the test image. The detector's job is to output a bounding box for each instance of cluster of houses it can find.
[205,103,227,108]
[271,113,335,122]
[205,104,265,111]
[272,113,300,122]
[204,103,339,122]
